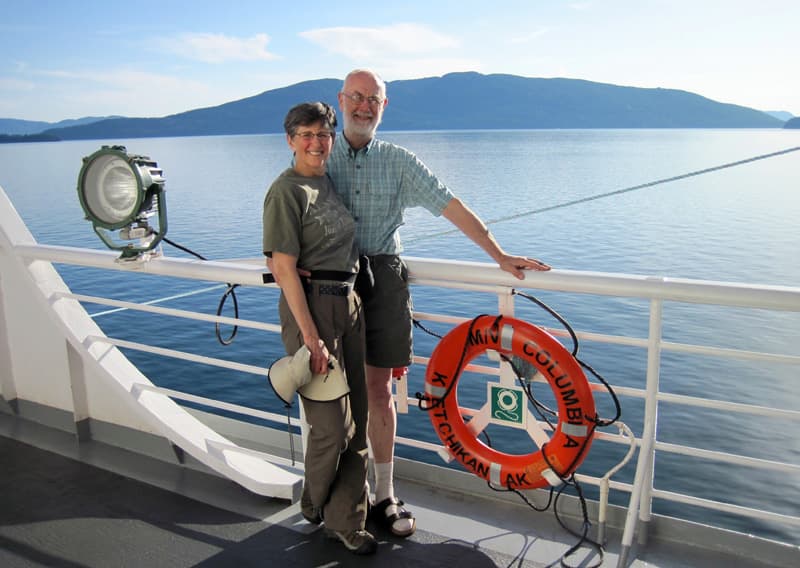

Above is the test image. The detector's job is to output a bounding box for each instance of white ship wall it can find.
[0,186,156,432]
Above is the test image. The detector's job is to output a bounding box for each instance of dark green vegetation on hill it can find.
[5,73,786,141]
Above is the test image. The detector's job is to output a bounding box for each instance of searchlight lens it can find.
[77,145,167,259]
[82,153,140,225]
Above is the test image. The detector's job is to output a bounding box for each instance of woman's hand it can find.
[305,337,331,375]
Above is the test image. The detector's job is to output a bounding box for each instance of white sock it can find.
[374,461,394,504]
[373,461,414,534]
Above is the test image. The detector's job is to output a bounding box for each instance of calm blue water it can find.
[2,130,799,543]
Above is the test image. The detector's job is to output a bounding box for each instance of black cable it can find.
[504,326,606,567]
[415,314,491,411]
[412,305,618,567]
[162,236,207,261]
[480,413,603,567]
[511,290,579,355]
[577,356,621,428]
[511,290,622,427]
[555,476,605,568]
[412,318,444,339]
[215,283,240,345]
[159,236,241,346]
[502,353,558,423]
[480,429,557,513]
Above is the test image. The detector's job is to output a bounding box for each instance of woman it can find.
[262,102,375,555]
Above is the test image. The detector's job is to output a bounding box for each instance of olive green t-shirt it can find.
[262,168,358,273]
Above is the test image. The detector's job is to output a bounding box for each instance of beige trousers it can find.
[278,284,369,531]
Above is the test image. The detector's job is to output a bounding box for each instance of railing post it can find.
[66,340,92,442]
[498,287,516,384]
[0,273,19,413]
[497,286,515,317]
[637,297,663,546]
[617,295,663,567]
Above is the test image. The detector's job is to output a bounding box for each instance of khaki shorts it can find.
[362,255,413,368]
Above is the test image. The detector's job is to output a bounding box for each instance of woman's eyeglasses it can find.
[294,131,334,141]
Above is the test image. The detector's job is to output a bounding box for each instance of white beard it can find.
[344,114,381,139]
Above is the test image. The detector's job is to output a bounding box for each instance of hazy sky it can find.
[1,0,797,122]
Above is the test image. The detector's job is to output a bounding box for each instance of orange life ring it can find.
[424,315,596,489]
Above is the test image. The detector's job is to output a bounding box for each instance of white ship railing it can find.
[5,242,800,566]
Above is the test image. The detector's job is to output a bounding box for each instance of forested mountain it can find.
[13,73,785,141]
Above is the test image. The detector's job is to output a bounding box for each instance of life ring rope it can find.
[415,301,622,568]
[421,314,598,490]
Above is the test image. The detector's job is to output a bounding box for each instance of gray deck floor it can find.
[1,419,791,568]
[1,435,569,568]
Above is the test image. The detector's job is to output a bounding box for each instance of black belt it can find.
[315,284,351,297]
[304,271,356,297]
[262,270,355,285]
[310,270,356,283]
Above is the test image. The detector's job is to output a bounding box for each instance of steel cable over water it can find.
[405,145,800,244]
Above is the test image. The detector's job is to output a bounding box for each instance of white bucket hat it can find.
[268,345,350,405]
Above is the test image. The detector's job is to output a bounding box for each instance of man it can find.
[326,69,551,537]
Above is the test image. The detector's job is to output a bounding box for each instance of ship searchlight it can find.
[77,145,167,259]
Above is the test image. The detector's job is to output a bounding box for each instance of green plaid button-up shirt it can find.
[327,135,454,256]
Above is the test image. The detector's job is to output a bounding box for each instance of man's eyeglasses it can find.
[341,92,385,107]
[293,131,334,141]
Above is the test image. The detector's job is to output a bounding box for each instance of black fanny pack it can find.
[354,255,375,300]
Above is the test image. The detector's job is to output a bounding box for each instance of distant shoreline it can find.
[0,133,61,144]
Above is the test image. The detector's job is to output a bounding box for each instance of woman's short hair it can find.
[283,102,337,136]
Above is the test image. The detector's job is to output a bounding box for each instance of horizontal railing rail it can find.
[12,241,800,556]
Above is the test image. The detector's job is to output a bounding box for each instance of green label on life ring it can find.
[488,383,526,428]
